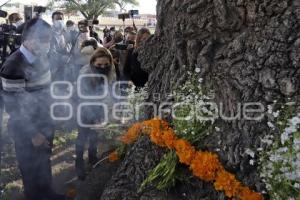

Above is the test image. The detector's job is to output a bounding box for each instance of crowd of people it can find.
[0,11,152,200]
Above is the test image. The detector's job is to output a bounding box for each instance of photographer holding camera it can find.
[124,28,151,88]
[0,11,23,64]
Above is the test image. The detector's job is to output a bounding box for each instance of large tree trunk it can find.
[101,0,300,199]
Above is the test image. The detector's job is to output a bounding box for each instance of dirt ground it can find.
[0,128,120,200]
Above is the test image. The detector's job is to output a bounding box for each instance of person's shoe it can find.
[77,170,86,181]
[75,159,86,181]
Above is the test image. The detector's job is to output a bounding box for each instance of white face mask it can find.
[80,32,89,40]
[13,20,23,28]
[67,26,76,32]
[15,20,23,27]
[53,20,65,31]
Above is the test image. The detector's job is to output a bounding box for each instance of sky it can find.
[5,0,157,14]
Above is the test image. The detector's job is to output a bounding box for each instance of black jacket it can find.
[124,48,148,88]
[0,49,54,142]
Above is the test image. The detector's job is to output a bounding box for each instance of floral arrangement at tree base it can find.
[109,118,264,200]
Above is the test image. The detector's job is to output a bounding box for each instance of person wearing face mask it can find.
[65,20,79,46]
[8,13,25,34]
[77,20,91,48]
[75,47,117,180]
[7,13,24,52]
[71,20,102,81]
[49,11,70,81]
[124,28,151,88]
[104,30,123,49]
[78,38,99,66]
[0,18,66,200]
[108,31,136,81]
[125,31,137,46]
[72,38,100,81]
[89,25,102,44]
[103,27,115,47]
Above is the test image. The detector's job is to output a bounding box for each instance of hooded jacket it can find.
[78,64,117,126]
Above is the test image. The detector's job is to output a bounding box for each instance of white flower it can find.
[267,105,273,114]
[195,68,201,73]
[294,183,300,189]
[267,122,275,129]
[261,137,273,145]
[278,147,289,153]
[215,127,220,132]
[245,149,255,158]
[273,111,280,118]
[281,132,290,145]
[250,159,255,165]
[198,78,203,83]
[294,138,300,145]
[290,117,300,126]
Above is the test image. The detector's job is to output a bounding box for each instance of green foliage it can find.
[0,183,23,200]
[172,70,214,144]
[139,151,178,192]
[50,0,138,19]
[138,68,215,193]
[116,143,127,157]
[53,130,77,147]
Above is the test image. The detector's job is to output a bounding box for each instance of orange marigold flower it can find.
[119,123,143,144]
[214,169,242,198]
[149,130,165,147]
[161,129,177,149]
[237,186,264,200]
[190,151,221,181]
[66,185,77,199]
[174,139,196,165]
[108,151,119,162]
[143,119,169,133]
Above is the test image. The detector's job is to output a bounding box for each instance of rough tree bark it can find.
[101,0,300,199]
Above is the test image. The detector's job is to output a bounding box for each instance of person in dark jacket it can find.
[76,47,116,180]
[0,18,66,200]
[89,25,102,44]
[124,28,151,88]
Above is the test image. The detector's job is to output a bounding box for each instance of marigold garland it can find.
[190,151,221,181]
[108,150,119,162]
[108,118,264,200]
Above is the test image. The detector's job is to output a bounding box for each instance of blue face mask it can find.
[53,20,65,31]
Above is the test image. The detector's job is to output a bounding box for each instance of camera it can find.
[129,10,139,17]
[116,10,139,51]
[0,10,22,65]
[34,6,46,14]
[0,10,7,18]
[24,6,47,21]
[115,43,128,50]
